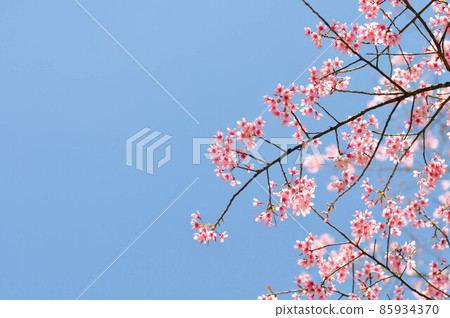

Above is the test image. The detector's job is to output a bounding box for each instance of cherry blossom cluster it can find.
[414,154,448,191]
[264,61,349,132]
[402,260,450,299]
[191,211,228,245]
[253,196,287,227]
[254,174,317,227]
[423,46,449,76]
[351,210,380,240]
[430,2,450,30]
[294,234,336,269]
[306,19,401,55]
[292,273,335,300]
[361,178,375,207]
[257,294,277,300]
[403,192,432,229]
[407,102,433,128]
[355,261,387,299]
[422,262,450,299]
[264,59,348,130]
[381,199,409,237]
[208,116,265,186]
[380,135,413,164]
[393,285,406,300]
[275,174,317,217]
[387,241,417,274]
[358,0,384,20]
[358,0,413,20]
[328,116,380,193]
[434,186,450,225]
[317,243,360,285]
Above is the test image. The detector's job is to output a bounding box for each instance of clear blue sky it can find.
[0,0,436,300]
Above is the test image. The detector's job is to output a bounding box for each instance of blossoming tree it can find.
[192,0,450,300]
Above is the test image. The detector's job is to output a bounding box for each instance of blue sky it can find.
[0,0,440,300]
